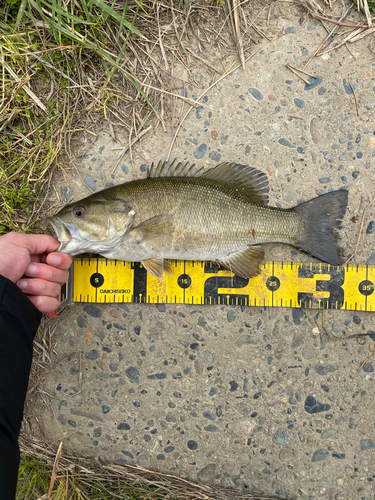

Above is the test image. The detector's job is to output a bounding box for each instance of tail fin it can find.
[295,189,348,265]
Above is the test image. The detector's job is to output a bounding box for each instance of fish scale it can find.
[105,177,301,257]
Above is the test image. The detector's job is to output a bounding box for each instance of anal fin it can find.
[216,246,265,279]
[142,258,174,279]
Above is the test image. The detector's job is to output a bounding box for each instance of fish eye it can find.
[74,206,85,217]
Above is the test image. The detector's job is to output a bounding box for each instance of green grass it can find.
[17,454,177,499]
[0,0,145,234]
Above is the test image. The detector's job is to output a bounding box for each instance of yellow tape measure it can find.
[59,258,375,312]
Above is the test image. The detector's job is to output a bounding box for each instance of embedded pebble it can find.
[305,395,331,414]
[343,78,357,95]
[279,447,294,462]
[83,305,102,318]
[294,98,305,108]
[121,164,129,174]
[193,144,207,159]
[237,335,258,347]
[125,366,140,384]
[137,455,149,467]
[360,439,375,451]
[322,429,336,439]
[312,449,329,462]
[84,174,97,191]
[291,333,304,348]
[187,440,198,450]
[196,106,204,119]
[248,87,263,101]
[278,138,295,148]
[209,151,221,161]
[302,347,314,359]
[363,363,374,372]
[366,221,375,234]
[315,364,339,375]
[197,463,216,482]
[304,75,323,91]
[310,118,320,143]
[227,310,236,322]
[282,186,296,202]
[319,177,330,184]
[61,186,73,202]
[273,428,290,445]
[285,26,297,34]
[292,309,304,325]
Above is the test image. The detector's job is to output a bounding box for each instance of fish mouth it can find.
[48,216,90,255]
[48,216,124,256]
[48,216,72,252]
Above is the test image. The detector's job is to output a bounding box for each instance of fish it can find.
[48,160,349,279]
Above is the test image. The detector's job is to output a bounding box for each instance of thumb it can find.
[15,233,60,255]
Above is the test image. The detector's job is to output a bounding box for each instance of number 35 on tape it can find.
[58,258,375,312]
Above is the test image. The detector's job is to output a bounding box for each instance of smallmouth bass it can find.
[49,161,348,279]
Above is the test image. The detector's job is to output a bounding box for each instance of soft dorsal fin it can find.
[202,162,269,205]
[148,160,269,205]
[148,159,203,178]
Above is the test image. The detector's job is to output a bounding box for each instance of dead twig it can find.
[344,197,375,265]
[47,441,63,499]
[232,0,245,69]
[349,81,360,116]
[357,347,375,373]
[285,64,310,84]
[335,332,375,347]
[286,64,317,78]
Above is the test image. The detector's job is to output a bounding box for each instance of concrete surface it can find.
[35,11,375,500]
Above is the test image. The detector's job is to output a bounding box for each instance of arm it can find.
[0,232,72,500]
[0,276,41,499]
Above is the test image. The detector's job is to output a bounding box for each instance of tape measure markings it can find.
[67,257,375,311]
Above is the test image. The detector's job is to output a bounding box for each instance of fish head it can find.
[48,198,135,256]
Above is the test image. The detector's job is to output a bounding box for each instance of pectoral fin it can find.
[216,246,265,279]
[130,215,173,243]
[142,258,174,279]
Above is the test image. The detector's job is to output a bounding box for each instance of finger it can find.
[24,262,70,285]
[28,295,60,315]
[46,252,73,270]
[30,255,42,263]
[17,278,61,298]
[9,232,60,255]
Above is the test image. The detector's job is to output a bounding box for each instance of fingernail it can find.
[18,280,28,290]
[26,263,37,276]
[49,254,62,266]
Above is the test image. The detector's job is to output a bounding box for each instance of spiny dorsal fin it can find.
[148,159,203,178]
[202,163,269,205]
[148,160,269,205]
[216,245,265,279]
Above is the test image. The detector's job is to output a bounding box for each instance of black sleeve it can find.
[0,275,41,500]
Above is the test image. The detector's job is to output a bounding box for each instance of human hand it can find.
[0,232,72,314]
